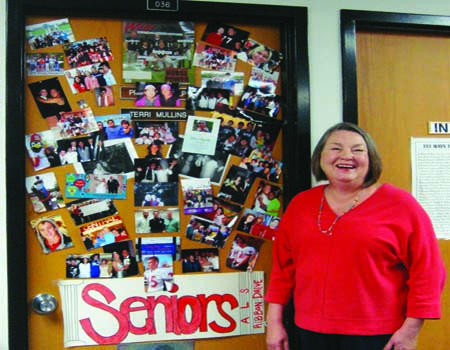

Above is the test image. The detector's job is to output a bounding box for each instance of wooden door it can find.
[7,2,310,349]
[355,29,450,349]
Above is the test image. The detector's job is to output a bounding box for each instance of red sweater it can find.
[265,184,445,335]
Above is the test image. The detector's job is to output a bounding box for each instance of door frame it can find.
[6,0,311,348]
[340,9,450,124]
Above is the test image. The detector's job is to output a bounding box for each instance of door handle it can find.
[31,293,58,315]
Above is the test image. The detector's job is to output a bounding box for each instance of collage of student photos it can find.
[25,17,285,292]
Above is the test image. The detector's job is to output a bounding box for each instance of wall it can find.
[1,0,449,349]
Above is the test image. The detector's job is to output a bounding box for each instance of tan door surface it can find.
[24,16,282,349]
[356,29,450,350]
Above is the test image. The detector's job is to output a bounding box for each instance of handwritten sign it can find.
[58,271,264,347]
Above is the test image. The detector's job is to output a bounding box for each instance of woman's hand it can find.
[383,318,424,350]
[266,303,289,350]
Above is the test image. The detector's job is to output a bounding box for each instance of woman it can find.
[99,259,112,278]
[111,252,125,278]
[94,177,108,194]
[84,71,100,90]
[78,257,91,278]
[265,122,445,350]
[247,45,271,68]
[73,76,87,93]
[145,143,163,160]
[136,84,160,107]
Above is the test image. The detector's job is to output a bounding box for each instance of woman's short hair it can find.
[311,122,382,187]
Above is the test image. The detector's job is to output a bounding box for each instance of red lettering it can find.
[78,284,240,344]
[204,294,238,333]
[152,295,174,333]
[124,22,156,33]
[79,283,129,344]
[176,295,202,334]
[241,317,250,324]
[120,297,155,335]
[241,302,250,309]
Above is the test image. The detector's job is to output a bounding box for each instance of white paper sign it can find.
[181,116,220,155]
[411,137,450,239]
[58,271,264,347]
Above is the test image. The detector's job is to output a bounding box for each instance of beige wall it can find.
[1,0,450,349]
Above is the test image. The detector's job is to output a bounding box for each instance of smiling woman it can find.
[265,122,445,350]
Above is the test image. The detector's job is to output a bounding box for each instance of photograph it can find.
[95,113,133,140]
[134,120,179,145]
[26,52,65,76]
[196,196,242,229]
[79,215,129,251]
[141,254,176,293]
[25,18,75,50]
[135,182,179,207]
[25,130,60,171]
[65,173,127,200]
[181,248,220,273]
[94,86,115,107]
[102,240,140,278]
[47,107,98,139]
[134,82,184,108]
[73,137,138,178]
[237,38,283,72]
[135,208,180,234]
[239,154,283,183]
[236,208,280,240]
[65,253,113,279]
[167,136,229,185]
[134,157,180,183]
[64,61,117,94]
[180,177,214,215]
[122,20,195,83]
[238,85,281,118]
[248,67,279,95]
[66,198,118,225]
[192,42,238,72]
[30,214,73,254]
[225,233,264,272]
[182,116,221,155]
[218,165,256,204]
[135,236,181,262]
[188,86,233,114]
[28,77,72,119]
[184,216,231,248]
[250,179,283,217]
[200,22,249,52]
[26,173,65,213]
[201,70,245,96]
[212,110,284,158]
[63,36,113,69]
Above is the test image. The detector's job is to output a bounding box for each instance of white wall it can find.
[0,0,449,349]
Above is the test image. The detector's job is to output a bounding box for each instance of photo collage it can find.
[25,17,285,293]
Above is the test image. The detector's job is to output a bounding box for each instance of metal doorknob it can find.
[31,293,58,315]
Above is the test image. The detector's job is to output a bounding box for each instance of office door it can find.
[7,1,311,349]
[355,28,450,350]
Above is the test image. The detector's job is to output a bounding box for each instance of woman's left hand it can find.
[383,318,424,350]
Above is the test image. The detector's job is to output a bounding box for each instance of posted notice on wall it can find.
[411,137,450,239]
[58,271,265,347]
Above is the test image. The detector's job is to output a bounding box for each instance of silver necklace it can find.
[317,188,361,236]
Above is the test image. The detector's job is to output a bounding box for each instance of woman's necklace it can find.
[317,187,362,236]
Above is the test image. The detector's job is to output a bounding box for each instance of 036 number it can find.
[154,1,172,8]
